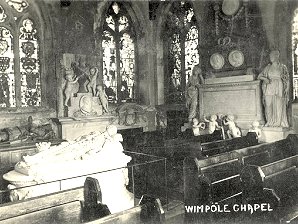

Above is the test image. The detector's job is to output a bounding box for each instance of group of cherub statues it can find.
[191,114,262,139]
[63,64,109,114]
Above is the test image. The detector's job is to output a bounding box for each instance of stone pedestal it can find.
[260,127,294,143]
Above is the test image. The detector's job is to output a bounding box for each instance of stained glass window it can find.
[0,27,15,107]
[5,0,29,13]
[102,2,135,103]
[0,1,43,109]
[165,2,199,103]
[292,8,298,100]
[19,18,41,107]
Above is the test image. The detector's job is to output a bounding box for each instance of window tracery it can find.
[102,2,135,103]
[165,2,199,103]
[0,1,42,108]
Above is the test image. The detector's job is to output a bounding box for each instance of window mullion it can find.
[181,35,186,92]
[114,17,122,103]
[14,29,22,108]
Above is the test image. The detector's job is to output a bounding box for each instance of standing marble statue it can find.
[258,50,289,127]
[185,65,204,122]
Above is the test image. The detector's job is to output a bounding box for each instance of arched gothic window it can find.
[102,2,136,103]
[164,2,200,104]
[0,1,42,108]
[292,8,298,100]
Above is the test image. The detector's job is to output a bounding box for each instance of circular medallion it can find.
[228,50,244,68]
[210,53,225,70]
[222,0,240,16]
[79,95,93,115]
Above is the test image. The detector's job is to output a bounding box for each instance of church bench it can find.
[241,157,298,222]
[183,135,298,223]
[184,157,242,206]
[241,150,271,166]
[0,187,84,221]
[200,158,242,203]
[0,177,165,224]
[85,195,165,224]
[280,204,298,223]
[260,154,298,176]
[180,129,223,142]
[200,132,258,157]
[0,200,82,224]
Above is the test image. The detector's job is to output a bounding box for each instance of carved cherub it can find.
[86,67,98,96]
[96,85,109,114]
[192,118,205,137]
[223,114,241,138]
[204,114,221,134]
[248,121,262,139]
[64,69,79,107]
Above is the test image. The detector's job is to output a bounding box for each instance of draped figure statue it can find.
[258,50,289,127]
[185,65,204,122]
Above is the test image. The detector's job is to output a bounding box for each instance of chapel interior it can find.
[0,0,298,223]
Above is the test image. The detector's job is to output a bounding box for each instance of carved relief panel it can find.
[60,53,103,117]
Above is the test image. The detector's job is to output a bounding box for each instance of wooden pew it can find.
[87,195,165,224]
[180,129,223,143]
[184,134,298,223]
[240,155,298,223]
[200,132,258,157]
[184,157,242,205]
[0,177,165,224]
[0,187,84,223]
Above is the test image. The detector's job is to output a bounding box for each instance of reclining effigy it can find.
[3,125,134,214]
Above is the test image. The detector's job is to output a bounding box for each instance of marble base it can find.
[260,127,294,143]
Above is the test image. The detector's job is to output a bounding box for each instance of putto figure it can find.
[204,114,221,134]
[258,50,289,127]
[223,114,241,139]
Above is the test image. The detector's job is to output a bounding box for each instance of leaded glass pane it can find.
[106,15,115,31]
[102,2,135,102]
[0,27,15,107]
[102,31,117,102]
[119,33,134,101]
[292,8,298,99]
[19,19,41,107]
[185,26,199,83]
[169,33,181,90]
[119,16,129,32]
[0,6,8,23]
[166,2,199,103]
[5,0,29,13]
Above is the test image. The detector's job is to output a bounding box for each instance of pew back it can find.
[200,132,258,157]
[0,187,84,223]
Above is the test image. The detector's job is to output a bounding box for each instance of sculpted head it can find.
[210,114,217,121]
[192,118,199,125]
[252,121,260,128]
[269,50,280,63]
[192,65,202,76]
